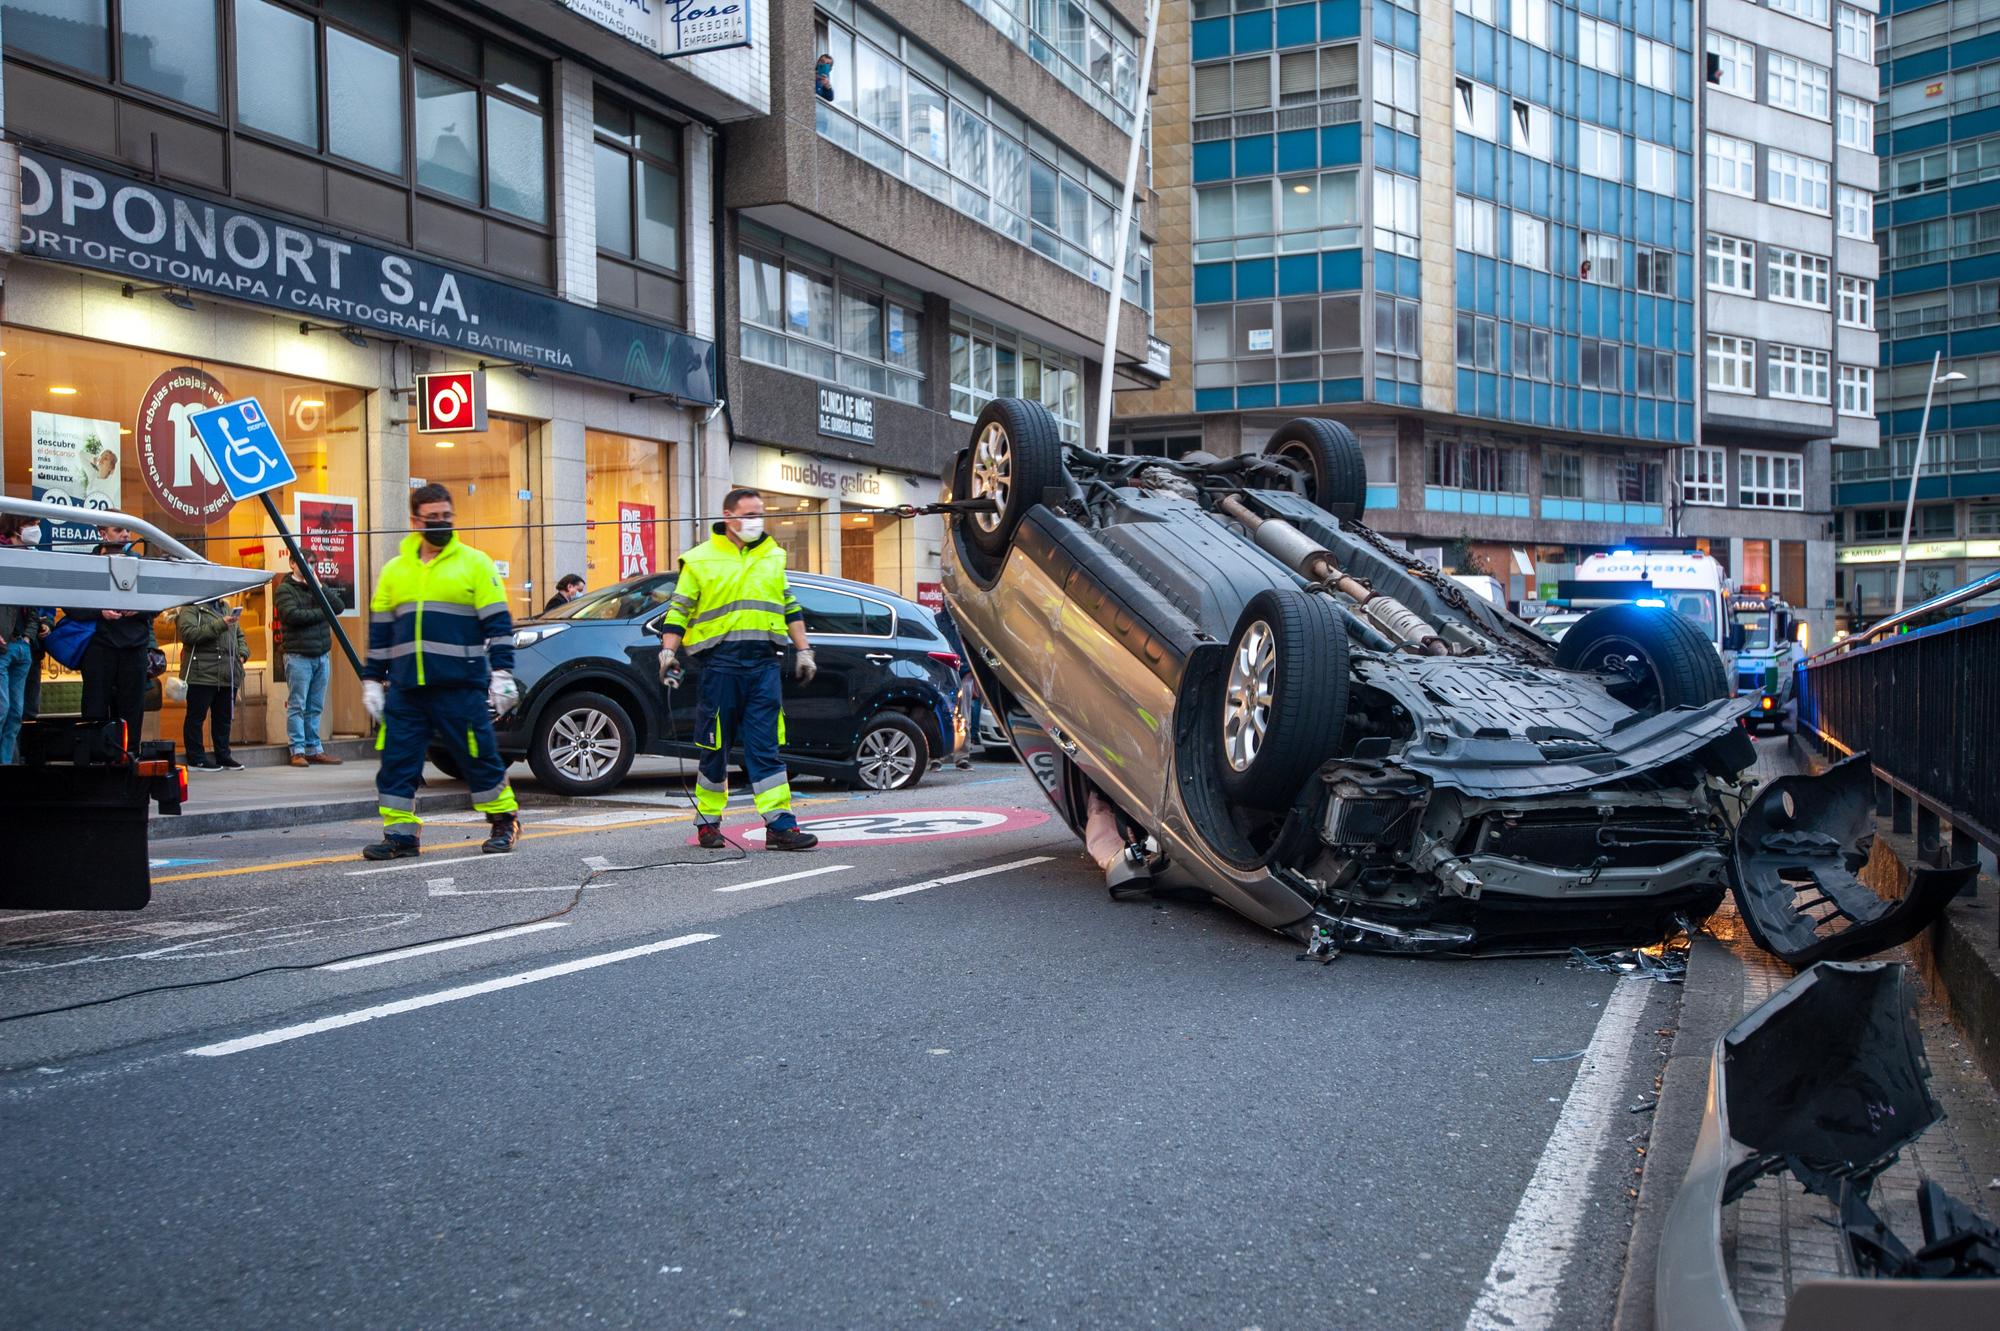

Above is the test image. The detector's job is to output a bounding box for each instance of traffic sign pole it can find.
[260,491,364,680]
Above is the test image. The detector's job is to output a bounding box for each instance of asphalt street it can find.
[3,759,1679,1330]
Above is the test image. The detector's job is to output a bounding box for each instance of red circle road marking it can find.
[697,806,1052,846]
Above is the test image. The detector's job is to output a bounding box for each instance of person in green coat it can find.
[176,597,249,771]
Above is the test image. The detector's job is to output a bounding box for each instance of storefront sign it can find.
[1144,336,1172,377]
[30,411,124,548]
[619,502,657,578]
[1838,539,2000,564]
[916,582,944,612]
[16,149,716,402]
[560,0,753,57]
[817,387,876,444]
[294,494,360,618]
[416,371,487,433]
[738,444,917,509]
[135,368,235,526]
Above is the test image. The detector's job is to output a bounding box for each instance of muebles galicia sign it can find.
[16,149,716,403]
[560,0,752,58]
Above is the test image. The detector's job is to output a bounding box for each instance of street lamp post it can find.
[1893,353,1967,615]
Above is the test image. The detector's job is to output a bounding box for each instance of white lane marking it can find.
[714,864,853,894]
[320,921,570,971]
[428,878,578,897]
[854,856,1055,902]
[188,932,718,1057]
[1463,977,1649,1331]
[346,855,485,878]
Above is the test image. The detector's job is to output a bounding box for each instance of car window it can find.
[1673,592,1719,637]
[1733,614,1772,651]
[796,584,893,636]
[548,575,678,621]
[898,608,943,643]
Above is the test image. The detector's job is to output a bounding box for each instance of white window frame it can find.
[1512,212,1548,270]
[1635,37,1674,93]
[1836,5,1874,60]
[1769,0,1831,26]
[1455,194,1497,256]
[1707,334,1756,395]
[1581,231,1620,286]
[1705,233,1756,295]
[1767,54,1831,120]
[1580,123,1624,182]
[1840,365,1875,417]
[1767,343,1831,402]
[1453,0,1495,22]
[1511,0,1550,49]
[1680,446,1727,506]
[1739,450,1806,511]
[1454,78,1498,141]
[1636,140,1675,195]
[1706,133,1756,197]
[1767,247,1831,307]
[1837,95,1873,151]
[1373,170,1420,258]
[1838,275,1874,328]
[1767,150,1830,213]
[1578,16,1621,76]
[1705,33,1756,100]
[1510,98,1552,161]
[1838,184,1874,240]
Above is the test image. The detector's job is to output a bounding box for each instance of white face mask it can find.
[734,516,765,542]
[18,525,42,547]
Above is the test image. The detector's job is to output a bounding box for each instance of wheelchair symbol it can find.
[215,404,279,486]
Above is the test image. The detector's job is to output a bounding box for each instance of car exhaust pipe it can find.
[1217,495,1451,655]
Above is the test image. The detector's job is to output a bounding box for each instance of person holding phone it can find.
[175,596,249,771]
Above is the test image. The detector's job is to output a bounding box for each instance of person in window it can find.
[543,574,586,614]
[816,53,836,102]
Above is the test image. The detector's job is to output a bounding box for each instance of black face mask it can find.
[422,521,453,548]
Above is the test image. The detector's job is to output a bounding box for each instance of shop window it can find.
[594,96,684,272]
[584,432,673,588]
[413,414,538,611]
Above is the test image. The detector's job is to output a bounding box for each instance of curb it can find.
[1608,937,1746,1331]
[151,789,476,839]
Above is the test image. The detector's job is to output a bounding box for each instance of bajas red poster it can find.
[293,493,359,617]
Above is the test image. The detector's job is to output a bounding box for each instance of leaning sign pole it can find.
[1093,0,1162,454]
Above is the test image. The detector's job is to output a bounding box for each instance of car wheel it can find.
[1263,418,1367,520]
[527,690,636,796]
[963,398,1065,557]
[853,712,929,790]
[1216,588,1350,810]
[1556,604,1729,715]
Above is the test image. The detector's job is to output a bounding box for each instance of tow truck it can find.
[0,495,271,911]
[1727,589,1806,733]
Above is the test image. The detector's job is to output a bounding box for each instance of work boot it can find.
[697,824,727,851]
[362,832,420,861]
[481,813,520,854]
[764,824,819,852]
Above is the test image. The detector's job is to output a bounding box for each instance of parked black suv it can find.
[450,572,963,796]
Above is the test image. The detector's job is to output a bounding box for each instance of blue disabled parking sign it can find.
[187,397,296,502]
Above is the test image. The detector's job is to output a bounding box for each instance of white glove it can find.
[659,645,683,689]
[794,647,817,684]
[488,670,521,718]
[362,680,386,723]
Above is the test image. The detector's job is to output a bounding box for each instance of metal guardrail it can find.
[1797,591,2000,864]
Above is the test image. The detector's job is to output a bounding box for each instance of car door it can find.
[783,583,891,757]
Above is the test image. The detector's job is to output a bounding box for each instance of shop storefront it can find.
[584,431,676,590]
[730,442,939,601]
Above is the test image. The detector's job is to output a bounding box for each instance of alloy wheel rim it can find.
[1272,442,1318,502]
[1221,620,1277,772]
[1587,635,1664,712]
[969,423,1013,533]
[550,707,620,781]
[857,727,918,789]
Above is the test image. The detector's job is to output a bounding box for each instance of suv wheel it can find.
[527,691,636,796]
[1215,588,1350,810]
[1263,418,1368,520]
[853,712,929,791]
[1556,604,1728,715]
[963,398,1065,557]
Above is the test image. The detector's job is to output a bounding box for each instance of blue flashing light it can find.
[1635,598,1666,608]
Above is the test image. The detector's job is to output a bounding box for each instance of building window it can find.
[1617,459,1664,504]
[1838,185,1873,240]
[1766,54,1830,120]
[1767,344,1830,402]
[1681,446,1727,506]
[1579,124,1623,182]
[593,97,682,273]
[740,228,925,405]
[962,0,1141,129]
[1767,248,1830,307]
[1767,151,1830,213]
[1544,449,1583,499]
[1511,324,1552,379]
[1838,276,1874,329]
[1454,78,1498,141]
[1193,56,1272,117]
[1453,0,1495,22]
[411,15,549,223]
[1373,171,1421,258]
[1430,440,1528,493]
[1704,34,1756,99]
[1836,5,1874,60]
[1635,141,1676,195]
[1578,16,1620,76]
[1373,44,1419,134]
[1636,349,1678,399]
[1706,133,1756,197]
[1892,150,1949,197]
[1511,0,1550,49]
[1739,451,1805,510]
[1707,334,1756,394]
[1768,0,1830,26]
[1579,339,1621,390]
[1634,38,1674,93]
[1512,213,1548,270]
[1510,99,1552,161]
[1839,365,1875,417]
[1705,234,1755,295]
[122,0,222,111]
[1634,247,1673,295]
[1455,195,1496,256]
[1837,95,1873,151]
[949,312,1082,440]
[1580,231,1620,286]
[1455,313,1498,370]
[1375,294,1422,383]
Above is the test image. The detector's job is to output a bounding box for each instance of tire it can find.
[1263,418,1367,520]
[853,712,929,791]
[1556,604,1729,715]
[1215,588,1351,810]
[962,398,1066,557]
[427,746,463,779]
[527,690,636,796]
